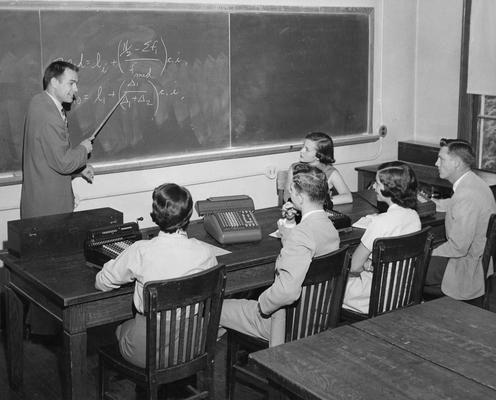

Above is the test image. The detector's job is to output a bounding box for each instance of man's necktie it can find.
[61,108,68,127]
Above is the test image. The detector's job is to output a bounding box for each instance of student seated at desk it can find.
[282,161,334,225]
[220,162,340,341]
[342,161,421,314]
[285,132,352,205]
[425,138,496,305]
[95,183,217,368]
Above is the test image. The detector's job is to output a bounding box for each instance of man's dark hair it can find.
[150,183,193,233]
[304,132,335,164]
[439,138,475,168]
[43,61,79,90]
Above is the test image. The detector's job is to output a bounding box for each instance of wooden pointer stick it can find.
[89,92,127,142]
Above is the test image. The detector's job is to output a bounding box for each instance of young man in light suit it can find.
[425,138,496,306]
[220,162,340,342]
[20,60,93,219]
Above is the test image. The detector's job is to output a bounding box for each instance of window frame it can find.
[458,0,496,172]
[458,0,478,145]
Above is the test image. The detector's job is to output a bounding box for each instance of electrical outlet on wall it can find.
[264,165,277,179]
[379,125,387,138]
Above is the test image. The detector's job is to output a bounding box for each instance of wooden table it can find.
[250,298,496,400]
[353,297,496,391]
[0,193,445,400]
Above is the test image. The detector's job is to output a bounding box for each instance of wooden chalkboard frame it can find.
[0,1,375,185]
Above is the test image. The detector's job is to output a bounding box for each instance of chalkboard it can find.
[47,10,229,167]
[0,5,373,175]
[231,12,371,146]
[0,10,41,174]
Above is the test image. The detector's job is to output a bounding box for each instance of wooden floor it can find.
[0,323,263,400]
[1,281,495,400]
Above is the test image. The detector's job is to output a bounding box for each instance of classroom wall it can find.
[414,0,463,143]
[0,0,463,249]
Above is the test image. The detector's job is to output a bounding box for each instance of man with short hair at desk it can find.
[220,162,340,342]
[425,138,496,306]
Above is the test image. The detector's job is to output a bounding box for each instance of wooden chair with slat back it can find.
[225,246,350,399]
[98,264,226,400]
[482,214,496,310]
[342,227,433,322]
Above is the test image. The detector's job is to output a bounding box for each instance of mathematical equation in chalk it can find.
[59,36,186,116]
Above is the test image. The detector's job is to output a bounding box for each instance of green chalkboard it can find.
[0,4,372,176]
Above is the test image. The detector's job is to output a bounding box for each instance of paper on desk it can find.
[200,240,231,256]
[352,214,378,229]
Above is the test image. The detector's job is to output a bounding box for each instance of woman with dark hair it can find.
[297,132,353,204]
[95,183,217,367]
[342,161,421,314]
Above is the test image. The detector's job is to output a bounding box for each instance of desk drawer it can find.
[85,294,134,328]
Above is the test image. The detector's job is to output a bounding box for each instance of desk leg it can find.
[61,306,88,400]
[5,285,24,390]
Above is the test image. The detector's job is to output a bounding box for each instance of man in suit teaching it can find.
[20,61,94,338]
[20,60,93,219]
[425,138,496,306]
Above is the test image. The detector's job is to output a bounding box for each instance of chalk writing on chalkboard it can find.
[61,37,184,116]
[42,10,230,165]
[0,5,372,176]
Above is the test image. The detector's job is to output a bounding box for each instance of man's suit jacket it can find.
[433,170,496,299]
[258,210,340,315]
[20,92,87,218]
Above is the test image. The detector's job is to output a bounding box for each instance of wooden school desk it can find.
[356,162,496,199]
[250,297,496,400]
[0,192,445,400]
